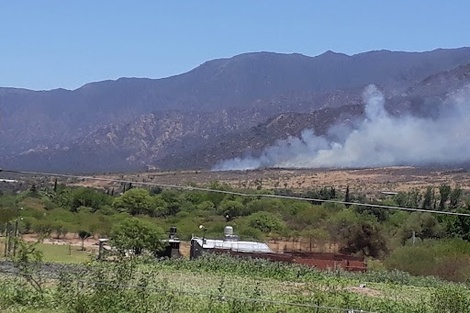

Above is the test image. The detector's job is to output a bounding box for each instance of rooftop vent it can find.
[224,226,238,241]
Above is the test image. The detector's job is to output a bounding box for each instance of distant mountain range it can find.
[1,48,470,172]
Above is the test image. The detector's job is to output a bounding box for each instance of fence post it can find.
[3,223,8,257]
[12,218,18,257]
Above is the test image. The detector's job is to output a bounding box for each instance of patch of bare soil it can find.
[22,233,99,248]
[267,239,338,254]
[72,166,470,197]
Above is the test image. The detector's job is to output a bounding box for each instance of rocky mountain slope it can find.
[1,48,470,172]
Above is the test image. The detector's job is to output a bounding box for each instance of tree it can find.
[422,186,433,210]
[78,230,92,251]
[248,211,286,234]
[354,203,388,221]
[30,184,37,194]
[393,192,408,207]
[407,188,422,208]
[0,207,16,224]
[344,185,351,207]
[398,212,443,244]
[217,200,245,218]
[301,228,329,252]
[439,185,451,211]
[110,219,165,256]
[326,209,361,243]
[113,188,155,215]
[32,220,53,239]
[159,190,182,216]
[294,205,328,228]
[245,198,285,216]
[196,200,215,211]
[10,238,44,292]
[70,187,112,213]
[449,186,462,210]
[444,205,470,241]
[53,179,58,193]
[339,220,388,258]
[52,222,68,239]
[152,195,169,217]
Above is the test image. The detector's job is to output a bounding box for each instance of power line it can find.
[2,168,470,218]
[0,267,380,313]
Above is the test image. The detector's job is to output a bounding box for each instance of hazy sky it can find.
[1,1,469,90]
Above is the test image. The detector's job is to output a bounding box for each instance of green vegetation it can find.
[0,180,469,283]
[0,249,469,313]
[111,218,165,255]
[36,243,92,263]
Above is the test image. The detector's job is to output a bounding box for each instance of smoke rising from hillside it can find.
[213,84,470,171]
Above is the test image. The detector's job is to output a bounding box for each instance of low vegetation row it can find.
[0,240,469,313]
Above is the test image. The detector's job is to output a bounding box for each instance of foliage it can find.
[439,184,451,211]
[431,286,470,312]
[421,186,434,209]
[0,252,469,313]
[70,187,112,212]
[113,188,155,215]
[449,186,462,209]
[10,238,45,293]
[293,204,328,228]
[247,211,286,234]
[78,230,92,251]
[398,212,444,244]
[444,207,470,241]
[385,239,470,282]
[339,220,388,258]
[160,190,182,215]
[110,218,166,255]
[217,199,245,218]
[0,208,17,225]
[2,180,470,284]
[326,208,361,242]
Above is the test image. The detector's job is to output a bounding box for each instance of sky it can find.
[1,1,469,91]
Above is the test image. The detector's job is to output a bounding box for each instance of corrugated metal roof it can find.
[193,238,273,253]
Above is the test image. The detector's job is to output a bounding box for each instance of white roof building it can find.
[191,237,273,254]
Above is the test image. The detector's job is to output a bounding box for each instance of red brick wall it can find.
[211,249,367,272]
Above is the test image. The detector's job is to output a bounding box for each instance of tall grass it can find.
[1,254,468,313]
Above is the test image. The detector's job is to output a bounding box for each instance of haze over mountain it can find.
[1,48,470,173]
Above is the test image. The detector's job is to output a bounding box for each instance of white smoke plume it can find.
[213,84,470,171]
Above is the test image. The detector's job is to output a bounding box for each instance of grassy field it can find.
[35,242,93,263]
[1,254,469,313]
[0,237,91,263]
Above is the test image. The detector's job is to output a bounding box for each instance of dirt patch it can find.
[267,240,338,254]
[22,234,99,248]
[66,166,470,196]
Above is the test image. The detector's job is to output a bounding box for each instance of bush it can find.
[431,286,470,313]
[385,239,470,282]
[111,218,166,256]
[247,211,286,234]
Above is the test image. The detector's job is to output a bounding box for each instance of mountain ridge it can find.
[2,48,470,172]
